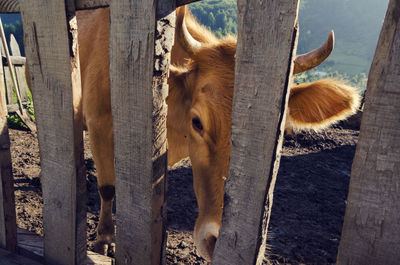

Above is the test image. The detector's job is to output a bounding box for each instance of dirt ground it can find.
[9,114,360,264]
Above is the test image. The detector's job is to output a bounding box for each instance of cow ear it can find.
[168,64,194,97]
[168,64,186,87]
[286,79,361,131]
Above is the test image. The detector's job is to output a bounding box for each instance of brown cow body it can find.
[76,7,360,261]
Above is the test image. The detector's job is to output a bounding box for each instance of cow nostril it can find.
[204,233,217,260]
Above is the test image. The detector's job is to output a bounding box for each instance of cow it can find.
[76,6,360,261]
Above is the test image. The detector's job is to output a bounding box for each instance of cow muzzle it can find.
[193,221,220,261]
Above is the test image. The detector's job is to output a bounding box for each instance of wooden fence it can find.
[0,25,35,131]
[0,0,399,264]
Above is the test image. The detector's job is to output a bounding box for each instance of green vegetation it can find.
[189,0,388,86]
[8,113,28,130]
[295,70,367,89]
[297,0,388,77]
[189,0,237,37]
[6,81,34,131]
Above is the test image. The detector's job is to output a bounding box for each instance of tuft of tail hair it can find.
[286,78,361,132]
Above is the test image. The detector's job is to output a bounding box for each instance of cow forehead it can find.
[193,37,236,69]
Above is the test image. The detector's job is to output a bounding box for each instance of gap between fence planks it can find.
[336,0,400,264]
[20,0,86,264]
[212,0,300,264]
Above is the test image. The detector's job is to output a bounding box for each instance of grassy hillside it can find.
[298,0,389,76]
[189,0,389,81]
[189,0,237,37]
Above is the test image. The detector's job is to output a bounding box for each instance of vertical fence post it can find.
[0,34,16,252]
[19,0,86,264]
[109,0,175,264]
[337,0,400,264]
[212,0,300,264]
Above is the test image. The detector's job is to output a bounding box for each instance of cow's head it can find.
[168,6,360,261]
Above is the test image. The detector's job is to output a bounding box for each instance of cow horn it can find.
[293,30,335,74]
[0,0,20,13]
[176,6,202,56]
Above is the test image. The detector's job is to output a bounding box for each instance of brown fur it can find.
[288,79,360,131]
[76,6,360,260]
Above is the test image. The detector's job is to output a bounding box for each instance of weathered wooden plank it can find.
[2,56,26,66]
[212,1,300,264]
[4,67,14,105]
[14,67,28,102]
[6,104,20,113]
[109,0,175,264]
[0,0,110,12]
[0,0,19,13]
[0,30,16,253]
[16,228,113,265]
[75,0,109,10]
[9,35,20,56]
[337,1,400,264]
[0,248,42,265]
[17,229,44,259]
[9,37,29,102]
[0,0,202,12]
[0,46,5,110]
[19,0,86,264]
[176,0,202,7]
[86,252,113,265]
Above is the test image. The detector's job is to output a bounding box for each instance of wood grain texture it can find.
[19,0,86,264]
[109,0,175,264]
[4,66,14,105]
[337,1,400,264]
[0,248,42,265]
[0,32,16,252]
[15,228,113,265]
[0,0,195,12]
[75,0,109,10]
[2,56,26,66]
[176,0,201,7]
[0,0,19,13]
[212,1,299,264]
[0,0,109,12]
[14,67,28,102]
[9,34,29,102]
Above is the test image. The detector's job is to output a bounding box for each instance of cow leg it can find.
[86,114,116,254]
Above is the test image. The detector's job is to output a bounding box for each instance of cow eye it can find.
[192,117,203,134]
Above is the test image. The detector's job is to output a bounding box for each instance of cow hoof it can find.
[93,241,115,257]
[194,222,220,262]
